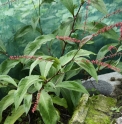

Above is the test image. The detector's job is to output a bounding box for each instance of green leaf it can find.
[57,18,73,36]
[48,66,58,77]
[51,73,64,85]
[65,68,81,80]
[24,34,55,56]
[60,89,74,113]
[29,58,41,75]
[0,59,20,75]
[31,17,40,30]
[39,60,53,77]
[96,43,118,60]
[34,81,42,91]
[51,96,67,108]
[50,73,64,96]
[4,105,25,124]
[0,90,15,122]
[46,82,56,89]
[75,22,119,40]
[59,49,95,66]
[43,0,54,3]
[0,75,17,87]
[90,0,108,14]
[63,61,74,72]
[14,25,33,39]
[60,0,75,15]
[38,89,59,124]
[70,90,82,107]
[70,80,87,107]
[0,40,6,52]
[75,58,98,81]
[79,35,93,48]
[117,45,122,52]
[56,81,88,92]
[24,94,32,115]
[86,40,94,44]
[14,75,39,109]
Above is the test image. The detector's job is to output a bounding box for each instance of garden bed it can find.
[69,72,122,124]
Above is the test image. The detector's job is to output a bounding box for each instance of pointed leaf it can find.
[39,60,53,77]
[0,59,20,75]
[76,22,119,40]
[75,58,98,81]
[29,58,41,75]
[0,90,15,122]
[24,94,32,114]
[61,0,75,15]
[56,81,88,92]
[51,96,67,108]
[79,35,93,48]
[14,75,39,109]
[59,49,95,66]
[90,0,108,14]
[0,75,17,87]
[64,61,74,72]
[0,40,6,52]
[34,81,42,91]
[117,45,122,52]
[57,18,73,36]
[65,68,81,80]
[15,25,32,38]
[50,73,64,96]
[31,17,40,30]
[38,89,59,124]
[24,34,55,56]
[70,90,82,107]
[46,82,56,89]
[96,43,118,60]
[60,89,74,113]
[4,105,25,124]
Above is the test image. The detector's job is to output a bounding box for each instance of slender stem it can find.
[61,2,84,56]
[69,2,84,37]
[38,0,43,34]
[0,0,16,7]
[0,51,9,57]
[61,40,67,56]
[47,70,61,82]
[32,0,38,16]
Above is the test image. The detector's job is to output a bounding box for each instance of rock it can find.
[82,80,113,96]
[69,94,117,124]
[69,94,89,124]
[116,117,122,124]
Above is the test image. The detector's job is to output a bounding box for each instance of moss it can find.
[69,94,89,124]
[84,95,117,124]
[91,95,117,113]
[85,102,111,124]
[69,94,117,124]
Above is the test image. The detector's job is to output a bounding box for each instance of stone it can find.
[68,94,89,124]
[82,80,113,96]
[116,117,122,124]
[69,94,117,124]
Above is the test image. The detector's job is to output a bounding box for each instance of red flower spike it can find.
[32,92,41,113]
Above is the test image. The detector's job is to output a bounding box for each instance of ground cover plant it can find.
[0,0,122,123]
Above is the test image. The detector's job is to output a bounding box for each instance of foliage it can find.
[0,0,122,123]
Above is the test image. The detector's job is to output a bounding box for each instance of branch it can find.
[61,2,85,56]
[0,0,16,7]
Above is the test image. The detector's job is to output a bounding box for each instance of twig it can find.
[61,2,85,55]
